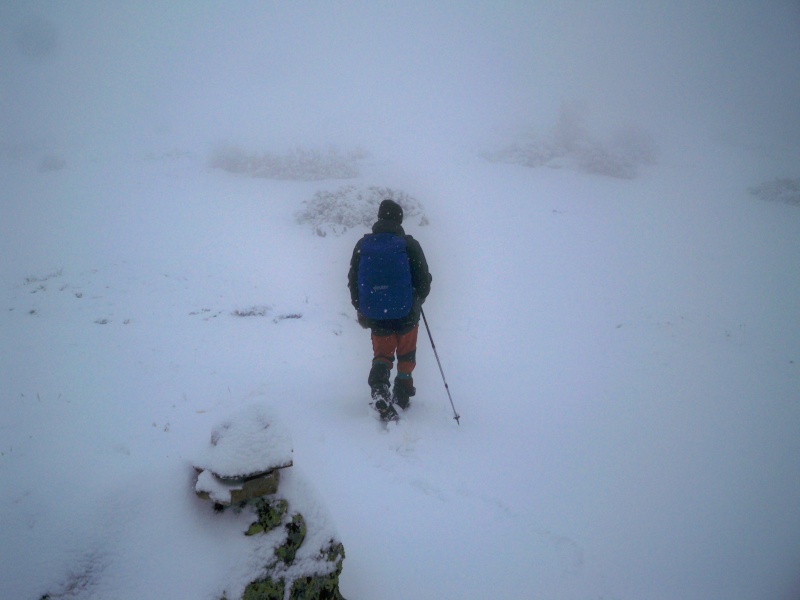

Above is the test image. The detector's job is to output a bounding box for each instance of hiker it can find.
[348,199,432,421]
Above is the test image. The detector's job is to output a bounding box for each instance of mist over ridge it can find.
[2,1,799,160]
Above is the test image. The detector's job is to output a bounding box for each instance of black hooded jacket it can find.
[348,219,432,333]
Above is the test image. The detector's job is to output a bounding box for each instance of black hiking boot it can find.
[368,361,391,399]
[393,375,416,410]
[369,362,397,421]
[373,398,399,422]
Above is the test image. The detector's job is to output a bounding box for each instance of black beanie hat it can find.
[378,199,403,224]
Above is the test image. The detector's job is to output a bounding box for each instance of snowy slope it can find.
[2,136,799,599]
[4,3,800,597]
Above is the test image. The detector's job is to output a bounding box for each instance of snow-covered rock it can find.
[193,404,293,506]
[195,467,282,506]
[193,405,346,600]
[195,404,294,479]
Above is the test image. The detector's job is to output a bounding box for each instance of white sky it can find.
[2,1,800,154]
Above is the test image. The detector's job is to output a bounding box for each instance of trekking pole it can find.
[421,308,461,425]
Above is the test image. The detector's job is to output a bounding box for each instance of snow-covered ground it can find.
[2,135,799,599]
[3,3,800,599]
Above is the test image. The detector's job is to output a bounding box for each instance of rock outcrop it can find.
[194,404,346,600]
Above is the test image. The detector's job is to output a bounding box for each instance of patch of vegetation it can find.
[483,103,658,179]
[749,178,800,206]
[296,185,427,236]
[231,305,271,317]
[273,313,302,323]
[210,145,366,181]
[24,268,63,285]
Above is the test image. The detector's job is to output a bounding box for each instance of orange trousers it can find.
[371,325,419,375]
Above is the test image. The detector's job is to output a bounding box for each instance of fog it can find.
[3,1,800,160]
[3,4,800,599]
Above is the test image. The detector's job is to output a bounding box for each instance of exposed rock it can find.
[242,538,346,600]
[195,467,283,506]
[241,578,285,600]
[287,540,346,600]
[246,498,289,536]
[196,405,346,600]
[193,404,293,506]
[274,514,306,564]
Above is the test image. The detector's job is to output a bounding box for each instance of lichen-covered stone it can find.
[323,540,346,566]
[242,577,285,600]
[238,517,346,600]
[288,540,347,600]
[195,407,346,600]
[246,498,289,536]
[289,572,345,600]
[274,514,306,564]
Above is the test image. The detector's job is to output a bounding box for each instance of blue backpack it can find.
[357,233,413,319]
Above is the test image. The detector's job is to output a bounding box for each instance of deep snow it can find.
[2,135,799,599]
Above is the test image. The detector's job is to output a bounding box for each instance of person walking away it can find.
[348,199,432,421]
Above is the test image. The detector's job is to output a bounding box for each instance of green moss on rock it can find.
[274,514,306,564]
[242,577,285,600]
[247,498,289,536]
[288,540,347,599]
[289,572,345,600]
[239,508,346,600]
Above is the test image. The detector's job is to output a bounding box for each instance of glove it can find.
[357,312,370,329]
